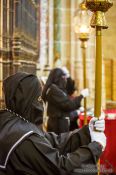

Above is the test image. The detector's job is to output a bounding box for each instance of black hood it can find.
[3,72,43,125]
[42,68,67,101]
[0,72,44,169]
[66,77,77,96]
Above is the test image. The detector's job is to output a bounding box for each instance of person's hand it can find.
[76,109,81,116]
[79,106,84,112]
[89,113,106,151]
[80,88,89,98]
[89,113,105,132]
[90,130,106,151]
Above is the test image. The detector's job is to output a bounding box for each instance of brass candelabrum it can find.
[85,0,113,175]
[74,1,90,125]
[79,35,89,126]
[85,0,113,117]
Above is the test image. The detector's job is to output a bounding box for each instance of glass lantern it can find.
[74,1,91,41]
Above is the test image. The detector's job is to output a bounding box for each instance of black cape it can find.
[0,111,101,175]
[0,72,102,175]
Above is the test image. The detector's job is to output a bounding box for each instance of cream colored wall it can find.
[61,0,71,68]
[103,0,116,59]
[102,1,116,107]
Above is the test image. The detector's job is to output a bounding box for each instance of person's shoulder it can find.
[50,84,58,90]
[47,84,59,93]
[47,84,64,96]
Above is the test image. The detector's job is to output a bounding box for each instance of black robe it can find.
[0,110,102,175]
[46,84,83,134]
[42,68,84,134]
[0,72,102,175]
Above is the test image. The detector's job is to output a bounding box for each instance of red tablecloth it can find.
[79,110,116,174]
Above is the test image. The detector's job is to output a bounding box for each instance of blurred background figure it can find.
[42,67,89,134]
[62,67,79,130]
[66,76,80,130]
[62,67,88,131]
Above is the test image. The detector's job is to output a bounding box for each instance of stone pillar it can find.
[39,0,49,76]
[53,0,62,67]
[70,0,77,78]
[73,0,84,95]
[3,0,13,78]
[0,0,3,108]
[48,0,54,69]
[61,0,71,69]
[86,34,96,108]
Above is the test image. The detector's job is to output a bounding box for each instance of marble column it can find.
[39,0,48,75]
[53,0,62,67]
[48,0,54,69]
[60,0,71,69]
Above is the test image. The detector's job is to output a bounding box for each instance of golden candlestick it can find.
[85,0,113,116]
[80,37,88,125]
[74,1,90,125]
[85,0,113,174]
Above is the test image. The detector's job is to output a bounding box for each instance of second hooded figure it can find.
[42,68,89,134]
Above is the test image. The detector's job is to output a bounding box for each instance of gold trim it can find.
[91,11,108,29]
[86,0,113,28]
[86,0,113,12]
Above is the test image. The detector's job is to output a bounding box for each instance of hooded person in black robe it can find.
[65,77,80,131]
[0,72,106,175]
[42,68,88,134]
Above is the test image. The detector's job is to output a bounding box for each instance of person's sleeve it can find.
[45,126,91,153]
[47,85,83,112]
[14,133,102,173]
[69,110,78,121]
[44,125,102,163]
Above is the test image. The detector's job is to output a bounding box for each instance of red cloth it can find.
[79,110,116,174]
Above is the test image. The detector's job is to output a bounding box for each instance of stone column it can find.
[39,0,49,76]
[3,0,13,78]
[72,0,84,95]
[70,0,77,78]
[53,0,62,67]
[48,0,54,69]
[60,0,71,69]
[0,0,3,108]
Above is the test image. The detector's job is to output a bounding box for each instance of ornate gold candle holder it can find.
[86,0,113,28]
